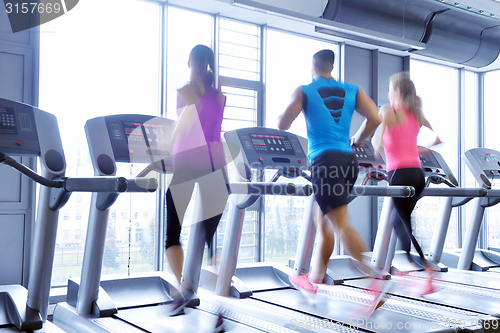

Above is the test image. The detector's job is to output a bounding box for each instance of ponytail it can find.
[390,72,424,125]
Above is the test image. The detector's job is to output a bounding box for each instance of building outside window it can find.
[40,0,160,285]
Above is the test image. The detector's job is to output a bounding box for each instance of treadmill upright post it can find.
[292,195,316,275]
[457,197,484,270]
[371,197,394,270]
[76,193,112,315]
[26,108,67,322]
[215,196,246,297]
[427,196,454,263]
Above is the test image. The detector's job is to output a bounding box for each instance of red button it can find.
[16,140,22,145]
[298,159,302,163]
[259,157,263,162]
[129,149,134,153]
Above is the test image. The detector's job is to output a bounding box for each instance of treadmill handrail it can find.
[63,177,128,193]
[349,185,415,198]
[0,152,155,193]
[0,152,61,188]
[125,177,158,192]
[485,189,500,197]
[421,187,487,197]
[229,182,301,195]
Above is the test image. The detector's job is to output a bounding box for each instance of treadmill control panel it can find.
[463,148,500,188]
[420,152,443,173]
[352,141,385,172]
[419,149,458,186]
[0,99,40,156]
[225,128,386,174]
[248,133,295,155]
[103,115,174,163]
[225,127,307,170]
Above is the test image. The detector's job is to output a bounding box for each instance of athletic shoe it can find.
[165,289,194,316]
[364,278,392,316]
[214,314,224,333]
[419,278,438,296]
[289,273,318,299]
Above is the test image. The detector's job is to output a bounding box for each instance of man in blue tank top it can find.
[278,49,381,308]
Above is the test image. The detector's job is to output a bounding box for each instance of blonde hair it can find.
[390,72,423,125]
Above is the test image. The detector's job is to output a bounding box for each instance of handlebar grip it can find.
[64,177,128,192]
[350,185,415,198]
[295,184,312,196]
[126,177,158,192]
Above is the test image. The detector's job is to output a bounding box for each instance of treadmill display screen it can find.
[123,122,145,144]
[0,107,17,135]
[118,121,165,150]
[250,133,295,155]
[478,153,499,165]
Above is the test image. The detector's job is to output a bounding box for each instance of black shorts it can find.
[310,151,358,214]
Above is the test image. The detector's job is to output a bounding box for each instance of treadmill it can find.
[440,147,500,271]
[0,98,132,332]
[395,147,500,295]
[341,149,500,320]
[53,115,309,333]
[205,128,492,333]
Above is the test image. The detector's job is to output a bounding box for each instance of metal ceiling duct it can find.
[321,0,500,67]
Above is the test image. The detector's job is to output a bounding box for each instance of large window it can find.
[40,0,161,285]
[264,30,338,264]
[166,7,213,120]
[216,18,261,263]
[484,70,500,247]
[410,60,459,251]
[38,1,487,287]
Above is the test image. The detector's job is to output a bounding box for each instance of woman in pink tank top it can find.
[372,72,441,296]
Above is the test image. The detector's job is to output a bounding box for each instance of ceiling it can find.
[165,0,500,72]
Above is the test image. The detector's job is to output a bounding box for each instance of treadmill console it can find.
[352,141,385,172]
[225,128,385,174]
[86,115,175,164]
[224,127,308,170]
[420,149,458,186]
[0,99,40,156]
[463,148,500,188]
[106,116,173,163]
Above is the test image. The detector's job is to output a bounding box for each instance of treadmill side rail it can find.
[53,303,110,333]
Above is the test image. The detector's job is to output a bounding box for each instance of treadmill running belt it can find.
[114,303,263,333]
[251,288,482,332]
[115,305,218,333]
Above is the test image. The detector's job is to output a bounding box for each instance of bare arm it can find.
[371,104,391,156]
[350,87,381,145]
[420,117,442,147]
[277,87,303,131]
[170,86,202,144]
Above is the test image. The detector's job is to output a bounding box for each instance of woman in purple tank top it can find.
[373,72,441,296]
[164,45,228,315]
